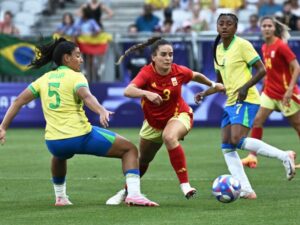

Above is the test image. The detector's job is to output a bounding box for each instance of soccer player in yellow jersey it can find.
[194,13,296,199]
[0,38,158,207]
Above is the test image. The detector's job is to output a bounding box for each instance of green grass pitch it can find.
[0,127,299,225]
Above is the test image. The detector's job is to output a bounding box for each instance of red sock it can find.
[251,127,263,139]
[139,163,149,178]
[167,145,188,184]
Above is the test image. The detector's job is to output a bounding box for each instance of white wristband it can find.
[210,81,216,88]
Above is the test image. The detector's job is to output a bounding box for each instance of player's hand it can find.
[146,92,163,105]
[283,89,293,107]
[99,109,114,128]
[236,86,249,102]
[194,92,205,105]
[0,126,6,145]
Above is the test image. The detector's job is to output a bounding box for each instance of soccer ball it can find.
[212,174,241,203]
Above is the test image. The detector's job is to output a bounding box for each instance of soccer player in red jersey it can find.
[105,37,225,205]
[242,16,300,168]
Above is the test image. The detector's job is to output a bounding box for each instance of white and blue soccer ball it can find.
[212,174,241,203]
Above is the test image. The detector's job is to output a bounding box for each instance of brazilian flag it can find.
[0,34,52,77]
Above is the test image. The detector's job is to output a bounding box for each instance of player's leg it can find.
[221,122,256,199]
[234,102,296,180]
[162,113,196,199]
[84,126,158,206]
[286,105,300,168]
[51,157,73,206]
[242,106,273,168]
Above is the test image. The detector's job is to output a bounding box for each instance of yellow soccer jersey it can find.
[28,66,92,140]
[214,36,261,106]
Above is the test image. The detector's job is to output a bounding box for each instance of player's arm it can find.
[283,59,300,106]
[124,83,163,105]
[0,89,35,145]
[192,71,224,91]
[236,59,266,102]
[76,87,113,128]
[194,71,224,104]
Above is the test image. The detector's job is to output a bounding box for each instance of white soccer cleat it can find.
[180,183,197,199]
[283,151,296,181]
[55,196,73,206]
[106,189,127,205]
[125,195,159,207]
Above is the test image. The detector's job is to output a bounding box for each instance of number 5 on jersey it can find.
[48,82,61,109]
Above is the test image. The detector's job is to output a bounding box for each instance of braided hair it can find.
[30,37,77,69]
[115,36,170,65]
[213,13,239,66]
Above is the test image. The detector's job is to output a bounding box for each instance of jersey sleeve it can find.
[279,42,296,64]
[179,65,193,83]
[74,73,89,92]
[242,40,260,66]
[131,70,148,88]
[28,77,42,98]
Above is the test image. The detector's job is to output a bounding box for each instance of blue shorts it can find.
[46,126,116,159]
[221,102,259,128]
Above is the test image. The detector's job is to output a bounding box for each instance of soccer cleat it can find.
[240,191,257,199]
[241,154,258,168]
[283,151,296,181]
[125,195,159,207]
[106,189,127,205]
[55,196,73,206]
[295,164,300,169]
[180,183,197,199]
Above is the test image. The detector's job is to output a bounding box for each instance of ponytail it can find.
[30,37,77,69]
[115,36,162,65]
[213,34,222,66]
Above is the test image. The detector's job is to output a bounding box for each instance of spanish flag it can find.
[0,34,52,76]
[76,32,112,55]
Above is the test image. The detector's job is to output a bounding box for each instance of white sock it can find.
[126,173,141,197]
[223,151,254,193]
[53,182,67,198]
[241,137,288,161]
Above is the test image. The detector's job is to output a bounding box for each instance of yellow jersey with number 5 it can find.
[214,36,261,106]
[28,66,92,140]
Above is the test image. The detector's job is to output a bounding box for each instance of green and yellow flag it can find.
[0,34,52,77]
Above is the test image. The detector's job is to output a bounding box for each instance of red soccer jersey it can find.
[131,63,193,129]
[262,38,300,103]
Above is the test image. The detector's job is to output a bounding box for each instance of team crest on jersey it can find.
[171,77,178,86]
[151,82,157,88]
[271,50,276,58]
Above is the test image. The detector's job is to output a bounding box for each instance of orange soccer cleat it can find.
[241,154,258,168]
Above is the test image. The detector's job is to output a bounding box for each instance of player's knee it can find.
[230,135,242,146]
[162,133,177,146]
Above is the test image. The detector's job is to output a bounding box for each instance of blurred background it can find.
[0,0,299,127]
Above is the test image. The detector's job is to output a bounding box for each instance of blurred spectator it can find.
[54,12,76,40]
[74,7,102,81]
[0,11,19,35]
[243,14,260,34]
[218,0,245,11]
[295,17,300,30]
[135,4,160,32]
[290,0,300,16]
[171,0,193,11]
[282,0,298,30]
[145,0,170,10]
[161,19,174,33]
[189,3,208,32]
[258,0,282,17]
[128,24,138,37]
[181,20,192,33]
[126,48,148,81]
[78,0,113,29]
